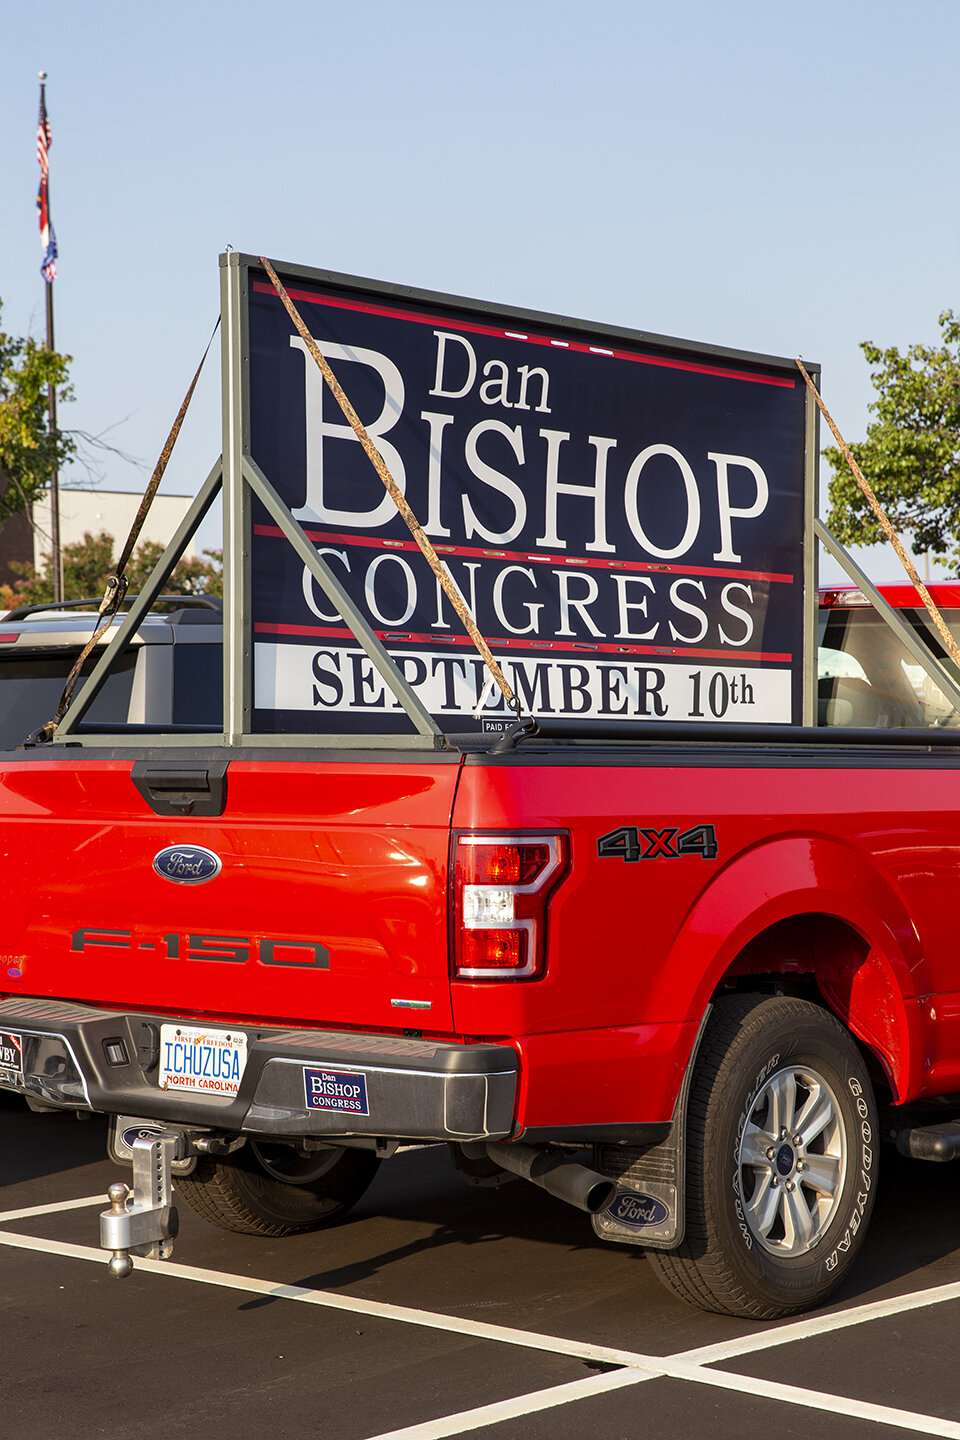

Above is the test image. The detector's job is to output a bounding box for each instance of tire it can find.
[647,994,877,1319]
[175,1140,380,1237]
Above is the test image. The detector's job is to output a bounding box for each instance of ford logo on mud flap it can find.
[608,1191,670,1228]
[153,845,222,884]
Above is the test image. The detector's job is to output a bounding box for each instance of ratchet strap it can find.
[36,318,220,741]
[796,357,960,673]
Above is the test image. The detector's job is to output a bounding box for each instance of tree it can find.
[0,531,222,609]
[825,311,960,570]
[0,300,73,528]
[125,541,223,600]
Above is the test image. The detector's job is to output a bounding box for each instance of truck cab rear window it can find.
[171,645,222,728]
[0,653,137,750]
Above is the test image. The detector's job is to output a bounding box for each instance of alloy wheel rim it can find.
[736,1064,847,1256]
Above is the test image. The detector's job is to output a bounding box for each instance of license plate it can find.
[159,1024,247,1096]
[0,1030,23,1085]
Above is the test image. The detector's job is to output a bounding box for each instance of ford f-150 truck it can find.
[5,253,960,1322]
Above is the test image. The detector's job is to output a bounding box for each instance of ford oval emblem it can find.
[608,1191,670,1228]
[121,1124,163,1149]
[153,845,222,884]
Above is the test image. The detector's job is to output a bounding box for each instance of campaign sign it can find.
[247,264,809,734]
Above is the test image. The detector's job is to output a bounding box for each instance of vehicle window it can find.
[0,652,138,750]
[818,609,960,728]
[817,646,867,682]
[172,645,223,727]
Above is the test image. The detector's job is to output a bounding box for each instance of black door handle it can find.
[131,760,228,817]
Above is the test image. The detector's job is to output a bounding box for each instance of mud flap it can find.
[591,1007,709,1250]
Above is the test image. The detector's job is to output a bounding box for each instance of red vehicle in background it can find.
[818,583,960,729]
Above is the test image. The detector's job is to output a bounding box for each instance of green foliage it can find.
[3,530,222,608]
[0,300,74,527]
[125,541,223,599]
[825,311,960,569]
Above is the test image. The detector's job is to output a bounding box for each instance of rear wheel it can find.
[647,995,877,1318]
[175,1141,380,1237]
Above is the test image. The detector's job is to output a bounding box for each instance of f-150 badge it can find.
[153,845,222,883]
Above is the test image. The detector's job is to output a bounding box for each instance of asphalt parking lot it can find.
[4,1104,960,1439]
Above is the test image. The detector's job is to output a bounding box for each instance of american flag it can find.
[36,84,57,283]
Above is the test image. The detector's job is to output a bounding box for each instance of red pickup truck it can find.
[2,580,960,1320]
[5,254,960,1323]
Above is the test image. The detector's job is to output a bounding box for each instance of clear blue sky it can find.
[2,0,957,579]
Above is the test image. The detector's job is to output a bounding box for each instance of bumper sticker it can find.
[0,1030,23,1083]
[303,1067,369,1115]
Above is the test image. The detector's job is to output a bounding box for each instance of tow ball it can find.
[99,1134,180,1278]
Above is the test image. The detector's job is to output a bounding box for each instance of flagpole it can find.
[45,221,62,605]
[38,71,62,604]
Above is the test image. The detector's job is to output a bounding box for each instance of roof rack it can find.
[3,595,222,622]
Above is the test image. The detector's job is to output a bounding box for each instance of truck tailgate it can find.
[0,751,462,1033]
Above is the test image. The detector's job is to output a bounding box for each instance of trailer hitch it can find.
[100,1133,180,1278]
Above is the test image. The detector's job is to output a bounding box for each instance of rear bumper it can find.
[0,997,518,1142]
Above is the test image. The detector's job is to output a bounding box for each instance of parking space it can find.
[4,1106,960,1438]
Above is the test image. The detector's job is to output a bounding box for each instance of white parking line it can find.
[680,1280,960,1366]
[369,1365,960,1440]
[667,1357,960,1438]
[367,1343,960,1440]
[6,1196,960,1440]
[0,1228,656,1369]
[367,1371,650,1440]
[368,1346,960,1440]
[0,1194,105,1223]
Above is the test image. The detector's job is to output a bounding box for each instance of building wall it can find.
[30,489,198,570]
[0,508,35,588]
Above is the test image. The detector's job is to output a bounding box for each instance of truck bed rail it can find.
[493,717,960,750]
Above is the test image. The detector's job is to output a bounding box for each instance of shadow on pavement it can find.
[230,1141,960,1319]
[0,1106,109,1189]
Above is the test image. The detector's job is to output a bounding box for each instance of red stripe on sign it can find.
[252,622,791,665]
[252,280,796,389]
[252,526,795,587]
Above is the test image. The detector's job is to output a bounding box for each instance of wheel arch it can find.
[663,835,926,1104]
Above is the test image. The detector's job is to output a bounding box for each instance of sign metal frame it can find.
[56,251,834,747]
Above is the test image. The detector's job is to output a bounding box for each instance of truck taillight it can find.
[453,833,568,980]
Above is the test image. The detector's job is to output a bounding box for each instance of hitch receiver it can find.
[100,1134,180,1278]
